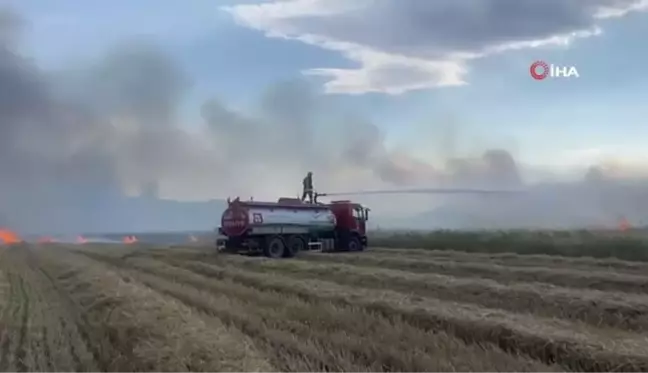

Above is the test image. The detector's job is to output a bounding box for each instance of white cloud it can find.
[223,0,648,94]
[596,0,648,17]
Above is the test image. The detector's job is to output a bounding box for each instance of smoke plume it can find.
[1,7,646,233]
[0,9,220,232]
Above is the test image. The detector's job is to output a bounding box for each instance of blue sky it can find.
[8,0,648,180]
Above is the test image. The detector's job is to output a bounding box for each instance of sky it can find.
[8,0,648,173]
[2,0,648,231]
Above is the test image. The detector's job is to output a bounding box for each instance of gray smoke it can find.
[0,8,447,233]
[0,9,216,233]
[1,7,645,234]
[200,79,523,195]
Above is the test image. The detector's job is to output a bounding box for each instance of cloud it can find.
[3,5,648,233]
[200,79,524,195]
[0,7,529,232]
[223,0,648,94]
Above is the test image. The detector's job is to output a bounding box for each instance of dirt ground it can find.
[1,243,648,372]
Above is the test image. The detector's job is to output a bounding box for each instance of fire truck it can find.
[217,196,369,258]
[215,186,519,258]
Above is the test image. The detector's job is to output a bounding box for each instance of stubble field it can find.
[2,238,648,372]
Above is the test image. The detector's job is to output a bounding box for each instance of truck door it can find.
[353,206,366,234]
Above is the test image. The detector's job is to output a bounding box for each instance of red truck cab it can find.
[327,200,369,248]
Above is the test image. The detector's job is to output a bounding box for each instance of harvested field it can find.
[2,243,648,371]
[369,247,648,275]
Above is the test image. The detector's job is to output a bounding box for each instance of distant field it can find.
[98,228,648,262]
[370,229,648,261]
[3,239,648,371]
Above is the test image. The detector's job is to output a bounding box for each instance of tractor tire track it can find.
[31,269,96,371]
[39,271,103,371]
[0,246,99,371]
[41,247,275,372]
[0,267,7,371]
[0,271,15,371]
[79,250,558,372]
[14,276,30,372]
[25,254,103,371]
[40,326,53,371]
[0,271,31,372]
[166,257,648,372]
[299,252,648,293]
[79,252,362,373]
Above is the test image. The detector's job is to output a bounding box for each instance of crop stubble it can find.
[299,251,648,294]
[84,251,556,372]
[1,243,648,371]
[369,247,648,274]
[167,254,648,332]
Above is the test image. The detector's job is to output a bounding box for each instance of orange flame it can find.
[0,228,20,245]
[123,235,138,244]
[619,217,631,232]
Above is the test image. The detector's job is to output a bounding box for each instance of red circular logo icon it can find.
[530,60,549,80]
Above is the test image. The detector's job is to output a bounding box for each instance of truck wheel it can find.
[348,236,362,252]
[264,236,285,259]
[285,235,305,258]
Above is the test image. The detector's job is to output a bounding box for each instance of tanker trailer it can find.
[217,197,369,258]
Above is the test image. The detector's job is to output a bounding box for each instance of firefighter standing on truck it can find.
[302,172,314,203]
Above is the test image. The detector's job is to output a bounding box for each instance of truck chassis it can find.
[216,226,367,258]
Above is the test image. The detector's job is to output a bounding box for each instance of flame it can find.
[619,217,631,232]
[123,235,138,244]
[0,228,20,245]
[77,235,88,244]
[37,236,55,244]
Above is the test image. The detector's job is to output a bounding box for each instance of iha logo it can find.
[530,60,579,80]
